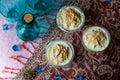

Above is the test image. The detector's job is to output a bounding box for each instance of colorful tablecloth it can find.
[0,0,120,80]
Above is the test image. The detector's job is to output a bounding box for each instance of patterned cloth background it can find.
[0,0,120,80]
[16,0,120,80]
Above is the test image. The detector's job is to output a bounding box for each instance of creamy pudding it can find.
[46,40,74,66]
[82,26,110,52]
[56,6,85,32]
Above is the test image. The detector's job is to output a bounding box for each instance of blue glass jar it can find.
[16,13,40,41]
[0,0,26,22]
[27,0,55,15]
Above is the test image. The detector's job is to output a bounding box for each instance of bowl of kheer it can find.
[82,26,110,52]
[46,40,74,67]
[56,6,85,32]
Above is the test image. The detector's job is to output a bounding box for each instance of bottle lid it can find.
[23,13,34,23]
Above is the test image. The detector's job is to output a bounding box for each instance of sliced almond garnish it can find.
[85,29,107,49]
[51,44,69,64]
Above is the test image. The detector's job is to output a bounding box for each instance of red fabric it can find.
[36,0,120,80]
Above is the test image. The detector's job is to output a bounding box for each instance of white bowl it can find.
[56,6,85,32]
[46,40,74,67]
[82,26,111,52]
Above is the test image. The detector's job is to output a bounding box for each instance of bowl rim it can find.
[46,40,75,67]
[82,26,111,53]
[56,6,85,32]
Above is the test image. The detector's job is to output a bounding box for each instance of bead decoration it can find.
[77,57,81,63]
[36,65,44,73]
[12,45,21,51]
[2,24,9,30]
[54,75,61,80]
[74,76,83,80]
[106,0,112,2]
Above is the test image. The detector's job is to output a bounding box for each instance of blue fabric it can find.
[36,0,65,38]
[37,20,51,29]
[27,0,55,15]
[39,27,49,33]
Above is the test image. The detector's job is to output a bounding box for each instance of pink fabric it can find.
[0,14,39,79]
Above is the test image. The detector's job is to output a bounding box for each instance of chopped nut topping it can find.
[58,7,81,30]
[51,44,69,64]
[85,29,107,48]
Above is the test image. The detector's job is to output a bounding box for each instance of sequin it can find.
[74,76,83,80]
[106,0,112,2]
[36,65,44,73]
[77,57,81,62]
[2,24,9,30]
[54,75,61,80]
[12,45,21,51]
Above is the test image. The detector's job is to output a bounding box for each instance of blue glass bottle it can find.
[0,0,26,22]
[16,13,40,41]
[27,0,55,15]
